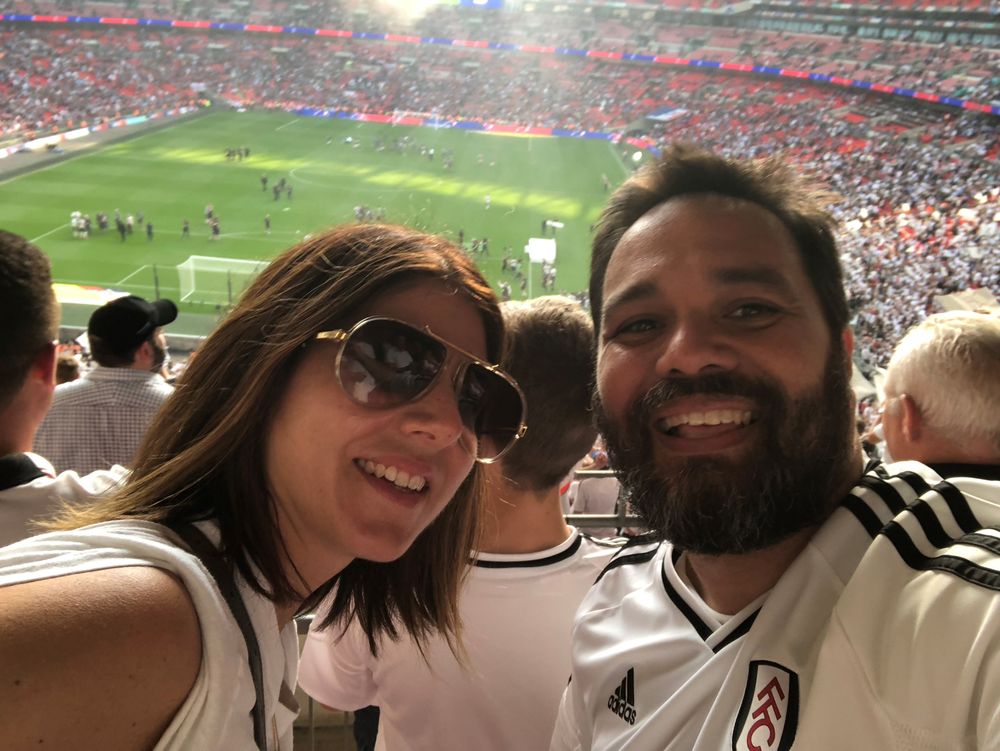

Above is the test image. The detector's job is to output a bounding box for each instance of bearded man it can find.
[550,145,1000,751]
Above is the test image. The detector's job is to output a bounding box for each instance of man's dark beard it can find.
[595,348,858,555]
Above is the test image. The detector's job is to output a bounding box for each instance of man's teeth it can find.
[662,409,754,430]
[357,459,427,492]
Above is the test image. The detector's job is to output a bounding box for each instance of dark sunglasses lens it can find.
[460,366,524,459]
[339,320,445,407]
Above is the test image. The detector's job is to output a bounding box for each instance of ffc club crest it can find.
[732,660,799,751]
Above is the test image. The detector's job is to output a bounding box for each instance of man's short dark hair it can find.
[88,333,145,367]
[497,296,597,492]
[590,143,847,336]
[0,230,58,409]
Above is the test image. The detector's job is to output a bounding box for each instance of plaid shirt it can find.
[34,366,174,474]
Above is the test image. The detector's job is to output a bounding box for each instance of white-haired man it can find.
[881,310,1000,469]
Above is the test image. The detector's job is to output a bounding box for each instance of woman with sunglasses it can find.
[0,224,526,750]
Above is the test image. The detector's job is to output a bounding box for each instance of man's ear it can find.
[133,339,153,369]
[30,342,58,386]
[899,393,923,443]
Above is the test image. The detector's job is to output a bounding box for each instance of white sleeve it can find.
[297,617,377,711]
[549,680,585,751]
[978,627,1000,751]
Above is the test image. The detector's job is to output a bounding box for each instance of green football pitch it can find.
[0,110,631,336]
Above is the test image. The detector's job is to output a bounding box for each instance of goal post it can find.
[176,255,269,306]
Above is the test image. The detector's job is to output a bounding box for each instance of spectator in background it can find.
[880,310,1000,470]
[300,295,623,751]
[54,352,80,385]
[0,224,524,749]
[568,438,624,538]
[34,294,177,473]
[0,231,125,548]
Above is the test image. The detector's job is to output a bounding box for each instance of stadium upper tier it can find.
[1,0,997,105]
[3,25,998,139]
[2,0,992,18]
[2,23,997,364]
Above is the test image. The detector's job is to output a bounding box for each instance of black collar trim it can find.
[473,532,583,569]
[929,463,1000,483]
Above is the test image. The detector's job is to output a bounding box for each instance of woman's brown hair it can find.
[49,223,503,653]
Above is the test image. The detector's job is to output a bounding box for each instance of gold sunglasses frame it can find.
[316,316,527,464]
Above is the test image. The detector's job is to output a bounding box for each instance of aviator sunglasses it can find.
[316,316,527,463]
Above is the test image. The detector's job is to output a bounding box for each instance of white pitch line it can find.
[607,141,631,178]
[276,118,301,131]
[115,264,152,286]
[30,223,70,243]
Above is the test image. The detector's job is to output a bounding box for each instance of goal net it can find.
[177,255,269,306]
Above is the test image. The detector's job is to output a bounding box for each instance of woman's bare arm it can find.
[0,566,202,750]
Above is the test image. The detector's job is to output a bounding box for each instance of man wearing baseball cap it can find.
[34,294,177,473]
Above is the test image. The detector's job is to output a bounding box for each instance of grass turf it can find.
[0,110,631,335]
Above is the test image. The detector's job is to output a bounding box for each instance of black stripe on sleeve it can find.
[954,529,1000,557]
[882,521,1000,591]
[894,470,932,497]
[843,471,935,539]
[842,494,885,539]
[906,495,953,549]
[594,545,659,584]
[858,475,909,514]
[934,480,982,535]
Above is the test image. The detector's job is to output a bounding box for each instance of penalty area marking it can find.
[30,223,70,243]
[116,265,152,286]
[276,118,301,131]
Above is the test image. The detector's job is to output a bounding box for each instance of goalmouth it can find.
[177,255,270,306]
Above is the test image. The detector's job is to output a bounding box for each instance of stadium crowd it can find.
[1,5,1000,739]
[2,0,999,102]
[1,23,997,372]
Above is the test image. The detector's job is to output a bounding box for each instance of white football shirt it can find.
[551,461,1000,751]
[300,529,623,751]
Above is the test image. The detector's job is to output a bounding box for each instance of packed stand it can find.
[3,0,1000,102]
[2,24,998,373]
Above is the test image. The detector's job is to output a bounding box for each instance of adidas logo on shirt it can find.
[607,667,637,725]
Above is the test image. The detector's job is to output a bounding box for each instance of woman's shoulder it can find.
[0,565,202,750]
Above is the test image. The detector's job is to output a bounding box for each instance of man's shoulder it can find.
[141,375,175,399]
[38,464,129,500]
[50,375,98,404]
[828,466,1000,738]
[569,531,629,574]
[842,461,1000,600]
[582,535,666,603]
[578,531,629,551]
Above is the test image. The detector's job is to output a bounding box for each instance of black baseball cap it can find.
[88,295,178,356]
